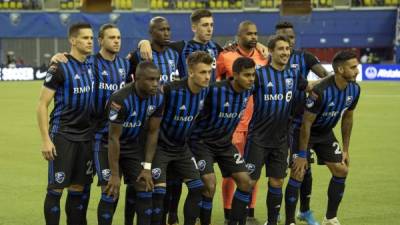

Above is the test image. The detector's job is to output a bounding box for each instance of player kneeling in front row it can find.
[285,50,361,225]
[105,62,164,225]
[189,57,255,225]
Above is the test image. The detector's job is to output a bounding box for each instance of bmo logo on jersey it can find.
[264,91,293,102]
[99,82,123,91]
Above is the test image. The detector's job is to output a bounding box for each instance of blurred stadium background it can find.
[0,1,400,225]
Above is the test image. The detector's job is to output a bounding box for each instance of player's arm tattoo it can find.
[108,123,123,176]
[298,110,317,151]
[311,64,330,78]
[341,109,354,153]
[144,116,162,164]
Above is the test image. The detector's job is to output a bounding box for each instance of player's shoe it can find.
[297,210,320,225]
[246,217,261,225]
[224,219,230,225]
[322,217,341,225]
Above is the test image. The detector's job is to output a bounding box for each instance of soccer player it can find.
[135,10,221,224]
[244,35,308,225]
[105,61,164,225]
[150,52,212,225]
[128,16,180,225]
[49,23,132,225]
[276,21,329,225]
[37,22,94,225]
[190,57,255,225]
[285,51,360,225]
[216,20,268,225]
[129,16,179,84]
[137,9,222,81]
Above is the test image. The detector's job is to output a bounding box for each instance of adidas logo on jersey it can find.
[267,82,274,87]
[74,74,80,80]
[224,102,230,107]
[131,111,137,117]
[102,70,108,76]
[179,105,186,111]
[328,102,335,107]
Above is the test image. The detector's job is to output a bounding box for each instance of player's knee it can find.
[290,168,305,182]
[269,178,284,188]
[249,179,258,187]
[234,173,252,192]
[202,181,216,198]
[68,184,84,192]
[336,165,349,177]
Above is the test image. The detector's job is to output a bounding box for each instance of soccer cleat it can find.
[224,219,229,225]
[246,217,261,225]
[322,217,341,225]
[297,210,320,225]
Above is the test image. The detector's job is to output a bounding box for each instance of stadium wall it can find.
[0,9,396,66]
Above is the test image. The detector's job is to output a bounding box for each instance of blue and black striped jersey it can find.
[248,65,307,147]
[106,83,164,151]
[191,79,253,146]
[301,75,361,134]
[159,78,209,149]
[129,47,179,84]
[44,54,94,141]
[169,40,222,81]
[287,49,320,79]
[91,53,131,123]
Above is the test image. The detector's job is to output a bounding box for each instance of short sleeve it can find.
[304,91,323,114]
[43,64,64,90]
[304,51,320,69]
[168,41,185,53]
[348,85,361,111]
[107,95,128,124]
[216,53,227,80]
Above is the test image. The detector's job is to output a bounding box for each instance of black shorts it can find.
[94,139,145,186]
[151,145,200,184]
[290,128,343,165]
[288,126,315,164]
[244,138,289,180]
[48,134,93,189]
[189,140,247,177]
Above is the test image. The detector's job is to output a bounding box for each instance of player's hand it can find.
[41,139,57,161]
[256,42,269,59]
[139,40,153,61]
[50,52,68,64]
[126,53,132,60]
[223,40,237,51]
[105,175,121,200]
[137,169,154,192]
[342,151,350,166]
[292,156,308,176]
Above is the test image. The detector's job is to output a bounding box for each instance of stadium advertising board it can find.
[362,64,400,81]
[0,67,46,81]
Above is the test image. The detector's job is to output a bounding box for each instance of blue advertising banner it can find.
[362,64,400,81]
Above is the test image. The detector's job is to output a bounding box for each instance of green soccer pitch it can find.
[0,81,399,225]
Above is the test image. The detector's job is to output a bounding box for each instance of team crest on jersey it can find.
[207,49,217,69]
[345,96,353,106]
[291,64,299,69]
[55,172,65,184]
[109,101,121,121]
[199,100,205,111]
[45,72,53,82]
[285,78,293,89]
[118,68,126,78]
[152,168,161,179]
[197,160,207,171]
[102,169,111,181]
[245,163,255,174]
[147,105,156,116]
[305,96,316,108]
[242,97,249,108]
[168,60,176,72]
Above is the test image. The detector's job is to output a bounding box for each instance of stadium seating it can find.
[149,0,243,10]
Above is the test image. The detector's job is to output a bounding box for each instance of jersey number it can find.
[191,157,199,170]
[86,160,93,175]
[332,142,341,155]
[234,153,245,164]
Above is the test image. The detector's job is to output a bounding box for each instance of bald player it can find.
[216,20,268,225]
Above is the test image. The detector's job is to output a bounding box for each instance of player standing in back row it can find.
[37,22,94,225]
